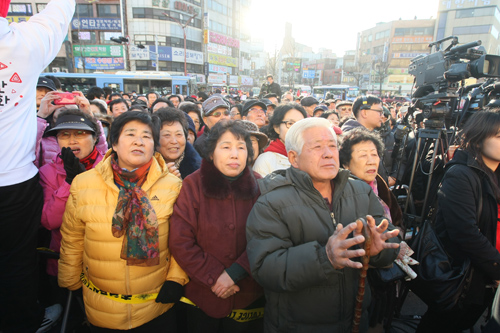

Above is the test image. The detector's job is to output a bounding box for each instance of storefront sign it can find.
[208,31,239,48]
[75,57,125,70]
[129,46,150,60]
[229,75,239,85]
[171,47,204,65]
[73,45,123,57]
[392,52,428,58]
[207,73,226,85]
[207,43,230,55]
[71,18,122,31]
[240,76,253,86]
[209,64,228,73]
[174,1,200,15]
[6,16,29,23]
[208,53,237,67]
[391,36,433,43]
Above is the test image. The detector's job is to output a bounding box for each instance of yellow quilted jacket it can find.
[58,151,188,330]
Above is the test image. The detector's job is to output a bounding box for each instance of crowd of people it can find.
[2,1,500,333]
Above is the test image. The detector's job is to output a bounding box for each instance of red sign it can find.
[174,1,199,15]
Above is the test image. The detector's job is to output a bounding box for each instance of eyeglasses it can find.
[230,111,240,116]
[281,121,296,129]
[248,108,266,115]
[56,130,91,140]
[210,110,230,117]
[366,108,384,115]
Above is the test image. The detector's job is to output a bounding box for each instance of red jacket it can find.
[169,159,263,318]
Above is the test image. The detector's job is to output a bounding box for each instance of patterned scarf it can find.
[110,156,159,266]
[79,146,99,170]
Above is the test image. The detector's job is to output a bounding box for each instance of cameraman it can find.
[416,111,500,332]
[259,74,281,98]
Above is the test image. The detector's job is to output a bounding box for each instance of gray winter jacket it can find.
[246,167,400,333]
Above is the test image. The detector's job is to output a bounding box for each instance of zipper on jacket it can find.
[125,265,132,329]
[331,212,337,228]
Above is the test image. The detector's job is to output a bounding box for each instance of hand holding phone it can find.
[53,92,79,105]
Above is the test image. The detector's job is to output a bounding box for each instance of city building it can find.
[356,18,436,94]
[436,0,500,55]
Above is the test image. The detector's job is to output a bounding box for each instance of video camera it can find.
[408,36,500,128]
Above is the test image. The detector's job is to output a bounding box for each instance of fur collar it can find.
[200,159,259,200]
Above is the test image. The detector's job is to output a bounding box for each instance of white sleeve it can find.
[11,0,75,69]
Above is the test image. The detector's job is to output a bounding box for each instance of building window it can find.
[456,6,495,19]
[36,3,46,13]
[8,3,33,16]
[97,4,120,17]
[136,60,150,71]
[71,31,97,44]
[75,4,93,17]
[452,25,492,35]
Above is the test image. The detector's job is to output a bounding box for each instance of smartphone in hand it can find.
[53,92,79,105]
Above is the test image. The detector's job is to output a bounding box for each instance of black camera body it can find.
[408,36,500,128]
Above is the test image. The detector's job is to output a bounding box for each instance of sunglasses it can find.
[210,110,230,117]
[56,130,91,140]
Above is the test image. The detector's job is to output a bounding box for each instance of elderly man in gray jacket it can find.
[246,117,400,333]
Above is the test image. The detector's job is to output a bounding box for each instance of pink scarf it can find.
[368,180,392,223]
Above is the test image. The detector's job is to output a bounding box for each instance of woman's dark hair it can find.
[459,111,500,199]
[339,127,384,168]
[86,86,105,100]
[352,95,382,118]
[103,87,112,100]
[179,102,204,127]
[109,98,129,113]
[320,111,339,120]
[56,108,101,144]
[203,120,254,167]
[110,111,160,150]
[267,103,307,140]
[231,104,243,114]
[153,108,189,139]
[90,100,107,115]
[109,92,123,100]
[151,98,174,111]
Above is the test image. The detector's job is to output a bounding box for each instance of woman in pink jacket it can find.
[39,109,104,278]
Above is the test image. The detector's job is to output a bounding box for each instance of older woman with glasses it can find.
[58,111,188,331]
[253,103,307,177]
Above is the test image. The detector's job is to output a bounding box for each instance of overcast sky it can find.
[246,0,440,56]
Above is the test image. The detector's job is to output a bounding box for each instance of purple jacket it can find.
[39,152,103,276]
[35,117,108,168]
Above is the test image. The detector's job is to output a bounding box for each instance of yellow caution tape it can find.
[180,297,264,322]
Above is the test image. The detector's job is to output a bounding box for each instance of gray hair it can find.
[285,117,337,154]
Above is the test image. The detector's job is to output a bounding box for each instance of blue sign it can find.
[148,46,172,61]
[71,18,122,31]
[75,57,125,70]
[302,70,315,79]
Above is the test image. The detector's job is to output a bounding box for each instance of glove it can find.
[60,147,86,184]
[155,281,184,304]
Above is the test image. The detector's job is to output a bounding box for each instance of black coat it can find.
[435,149,500,305]
[259,82,281,98]
[179,142,201,179]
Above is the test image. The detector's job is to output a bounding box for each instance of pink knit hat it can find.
[0,0,11,18]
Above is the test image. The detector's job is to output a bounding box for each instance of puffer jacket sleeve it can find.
[40,163,70,231]
[438,166,500,279]
[166,255,189,286]
[58,182,85,290]
[246,199,338,293]
[169,175,226,288]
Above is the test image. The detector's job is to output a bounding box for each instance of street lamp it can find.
[163,12,198,76]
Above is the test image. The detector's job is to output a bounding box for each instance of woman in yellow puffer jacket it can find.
[58,112,188,331]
